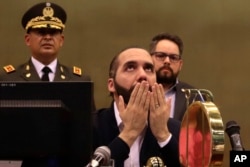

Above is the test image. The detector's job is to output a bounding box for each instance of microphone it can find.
[225,120,244,151]
[144,157,165,167]
[86,146,111,167]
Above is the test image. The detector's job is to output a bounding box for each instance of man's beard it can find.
[156,65,178,85]
[114,80,135,104]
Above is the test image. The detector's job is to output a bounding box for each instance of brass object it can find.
[26,73,31,78]
[43,3,54,17]
[26,65,30,71]
[61,74,65,80]
[60,66,64,73]
[145,157,165,167]
[179,89,224,167]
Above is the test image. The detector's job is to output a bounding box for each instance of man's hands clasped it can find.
[118,81,171,146]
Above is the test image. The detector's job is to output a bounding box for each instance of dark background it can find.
[1,1,250,166]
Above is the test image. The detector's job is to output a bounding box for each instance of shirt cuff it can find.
[158,133,172,148]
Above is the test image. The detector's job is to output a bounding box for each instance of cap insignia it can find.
[3,65,15,73]
[73,66,82,76]
[43,4,54,17]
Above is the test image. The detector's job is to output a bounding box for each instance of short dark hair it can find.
[109,53,119,79]
[149,32,184,55]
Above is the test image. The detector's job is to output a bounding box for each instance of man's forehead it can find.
[121,48,148,55]
[118,48,153,64]
[156,40,180,54]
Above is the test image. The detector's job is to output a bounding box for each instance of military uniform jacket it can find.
[0,60,90,81]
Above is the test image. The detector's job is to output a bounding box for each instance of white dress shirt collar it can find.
[113,101,122,128]
[31,57,57,81]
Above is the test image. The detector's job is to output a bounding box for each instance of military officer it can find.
[0,2,90,82]
[0,2,93,167]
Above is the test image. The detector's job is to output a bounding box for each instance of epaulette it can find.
[73,66,82,76]
[3,65,15,73]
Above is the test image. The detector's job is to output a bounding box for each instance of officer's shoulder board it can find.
[73,66,82,76]
[3,65,16,73]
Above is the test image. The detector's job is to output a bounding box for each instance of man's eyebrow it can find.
[122,61,154,69]
[123,61,137,67]
[144,62,154,68]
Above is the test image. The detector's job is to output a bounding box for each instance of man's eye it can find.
[145,69,153,72]
[126,65,135,71]
[156,54,165,58]
[145,67,153,72]
[144,64,154,72]
[37,30,46,35]
[169,55,180,60]
[36,30,59,35]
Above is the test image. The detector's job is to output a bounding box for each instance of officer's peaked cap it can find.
[21,2,66,31]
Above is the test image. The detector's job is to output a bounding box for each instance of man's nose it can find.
[163,56,171,64]
[137,68,148,82]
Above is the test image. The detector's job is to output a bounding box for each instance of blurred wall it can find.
[1,0,250,166]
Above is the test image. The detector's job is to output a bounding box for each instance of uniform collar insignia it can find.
[3,65,15,73]
[73,66,82,76]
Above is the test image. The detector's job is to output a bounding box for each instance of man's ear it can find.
[59,34,64,47]
[24,34,31,46]
[179,60,183,71]
[108,78,115,93]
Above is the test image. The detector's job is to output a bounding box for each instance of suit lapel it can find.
[140,127,160,166]
[174,84,187,120]
[109,103,121,136]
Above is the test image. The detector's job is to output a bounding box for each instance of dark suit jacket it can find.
[173,81,195,121]
[0,60,91,167]
[93,103,181,167]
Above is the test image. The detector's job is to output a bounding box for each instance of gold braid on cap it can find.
[25,5,65,30]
